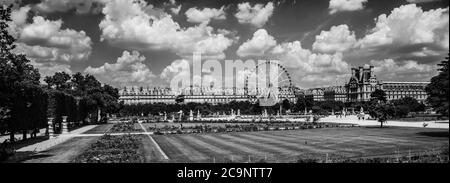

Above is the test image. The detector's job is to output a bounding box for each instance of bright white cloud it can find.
[370,59,438,81]
[29,60,72,79]
[235,2,274,28]
[160,59,190,83]
[99,0,234,60]
[85,51,156,86]
[329,0,367,14]
[358,4,449,50]
[7,6,92,78]
[237,29,277,57]
[34,0,104,14]
[355,4,449,62]
[270,41,351,88]
[13,16,92,63]
[185,6,226,24]
[8,5,30,37]
[313,24,356,53]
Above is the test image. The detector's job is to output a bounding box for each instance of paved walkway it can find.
[321,115,449,129]
[16,125,98,152]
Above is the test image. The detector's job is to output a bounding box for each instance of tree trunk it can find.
[32,129,37,138]
[380,121,383,128]
[9,131,14,143]
[22,130,27,140]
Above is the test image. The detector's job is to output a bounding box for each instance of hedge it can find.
[7,85,48,133]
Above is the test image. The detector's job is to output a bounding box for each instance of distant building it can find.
[118,86,296,105]
[300,86,347,102]
[345,65,429,103]
[346,65,382,102]
[119,65,430,104]
[381,81,429,102]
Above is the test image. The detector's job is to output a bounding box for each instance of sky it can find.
[2,0,449,89]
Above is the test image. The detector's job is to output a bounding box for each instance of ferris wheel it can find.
[244,61,294,107]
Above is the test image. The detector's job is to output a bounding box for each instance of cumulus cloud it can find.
[185,6,226,24]
[237,29,277,57]
[29,60,72,78]
[160,59,190,82]
[235,2,274,28]
[356,4,449,61]
[270,41,351,88]
[329,0,367,14]
[358,4,448,49]
[312,24,356,53]
[85,51,156,86]
[7,6,93,78]
[99,0,234,60]
[8,5,30,37]
[34,0,104,14]
[13,16,92,63]
[370,59,438,81]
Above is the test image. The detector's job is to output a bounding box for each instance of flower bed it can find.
[73,134,144,163]
[109,122,142,133]
[149,122,359,135]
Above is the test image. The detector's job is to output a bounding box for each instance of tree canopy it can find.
[425,54,449,117]
[1,5,46,139]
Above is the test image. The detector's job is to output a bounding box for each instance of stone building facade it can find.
[119,65,430,104]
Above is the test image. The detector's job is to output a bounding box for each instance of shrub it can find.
[73,134,144,163]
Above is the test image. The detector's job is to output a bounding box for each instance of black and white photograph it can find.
[0,0,448,171]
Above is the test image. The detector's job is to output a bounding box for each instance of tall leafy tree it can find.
[368,89,392,127]
[1,5,44,141]
[425,54,449,117]
[370,89,387,103]
[44,72,71,90]
[391,97,425,113]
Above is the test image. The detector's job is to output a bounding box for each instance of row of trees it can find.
[0,6,46,140]
[119,101,275,117]
[0,6,120,142]
[44,72,120,129]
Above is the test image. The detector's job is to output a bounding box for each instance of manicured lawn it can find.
[21,125,448,163]
[146,127,449,163]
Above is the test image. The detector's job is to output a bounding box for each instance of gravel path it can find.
[321,115,449,129]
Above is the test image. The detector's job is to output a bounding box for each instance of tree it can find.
[44,72,71,90]
[281,99,291,111]
[370,89,387,103]
[425,54,449,117]
[368,89,394,127]
[391,97,425,114]
[294,95,313,112]
[1,5,45,142]
[371,103,395,128]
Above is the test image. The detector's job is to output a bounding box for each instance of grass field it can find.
[144,127,449,163]
[19,125,448,163]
